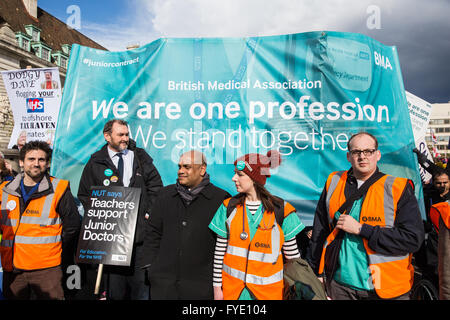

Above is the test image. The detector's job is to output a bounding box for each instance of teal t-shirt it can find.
[333,198,372,291]
[209,201,305,300]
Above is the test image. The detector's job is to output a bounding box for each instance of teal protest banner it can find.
[51,31,424,225]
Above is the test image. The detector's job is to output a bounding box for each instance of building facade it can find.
[0,0,106,149]
[426,102,450,160]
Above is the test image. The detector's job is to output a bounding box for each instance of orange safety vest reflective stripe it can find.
[221,197,295,300]
[318,170,414,299]
[0,177,69,271]
[430,201,450,232]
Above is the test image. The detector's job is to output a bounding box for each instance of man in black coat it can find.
[413,148,448,287]
[416,171,449,287]
[142,150,230,300]
[78,119,163,300]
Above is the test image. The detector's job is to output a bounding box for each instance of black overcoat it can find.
[142,182,230,299]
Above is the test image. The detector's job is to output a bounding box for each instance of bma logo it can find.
[254,242,271,249]
[362,216,382,222]
[25,209,40,215]
[26,98,44,113]
[374,51,392,70]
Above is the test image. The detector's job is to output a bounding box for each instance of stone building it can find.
[426,102,450,159]
[0,0,106,149]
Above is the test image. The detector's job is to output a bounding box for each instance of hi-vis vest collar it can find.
[2,173,55,198]
[320,170,414,299]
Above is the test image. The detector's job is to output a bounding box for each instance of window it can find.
[32,29,39,41]
[15,32,32,51]
[25,25,41,42]
[41,48,50,61]
[60,56,68,69]
[21,38,30,51]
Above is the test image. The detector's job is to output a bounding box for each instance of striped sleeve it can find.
[282,237,300,259]
[213,236,228,287]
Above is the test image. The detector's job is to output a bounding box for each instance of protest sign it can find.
[51,31,425,224]
[1,67,62,149]
[76,186,141,266]
[406,91,434,183]
[406,90,433,141]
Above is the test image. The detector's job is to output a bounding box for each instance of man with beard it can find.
[78,119,163,300]
[0,141,80,299]
[427,172,450,210]
[141,150,230,299]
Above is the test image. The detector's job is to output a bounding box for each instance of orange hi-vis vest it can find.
[221,198,295,300]
[0,176,69,272]
[318,170,414,299]
[430,201,450,232]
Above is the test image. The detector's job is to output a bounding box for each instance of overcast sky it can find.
[40,0,450,103]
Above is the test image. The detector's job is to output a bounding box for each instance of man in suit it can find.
[78,119,163,299]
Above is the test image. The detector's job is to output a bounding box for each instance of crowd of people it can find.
[0,119,449,300]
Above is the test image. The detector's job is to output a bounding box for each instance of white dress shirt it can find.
[107,146,134,187]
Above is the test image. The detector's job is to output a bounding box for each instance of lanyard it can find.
[20,179,40,204]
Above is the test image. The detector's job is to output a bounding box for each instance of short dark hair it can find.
[347,132,378,150]
[103,119,128,135]
[19,140,52,161]
[433,170,449,181]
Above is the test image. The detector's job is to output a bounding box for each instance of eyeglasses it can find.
[349,149,377,157]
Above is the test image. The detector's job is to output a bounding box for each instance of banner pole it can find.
[94,264,104,295]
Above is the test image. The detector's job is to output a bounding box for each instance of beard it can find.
[24,167,46,180]
[437,187,448,194]
[109,140,129,152]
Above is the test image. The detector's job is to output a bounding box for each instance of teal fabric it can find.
[333,198,372,291]
[51,32,425,229]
